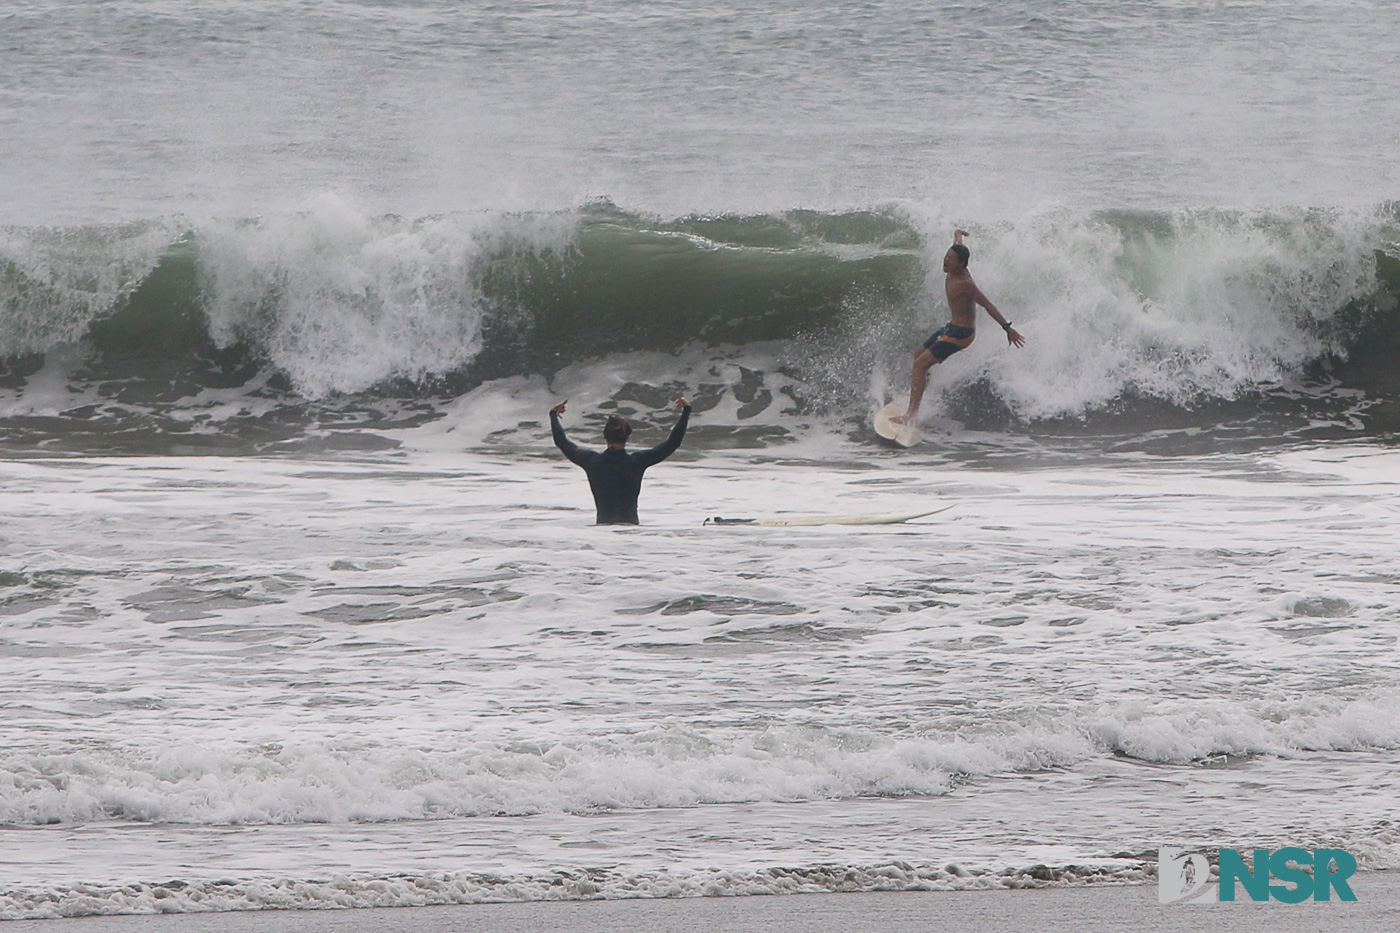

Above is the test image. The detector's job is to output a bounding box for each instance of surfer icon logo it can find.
[1159,847,1213,904]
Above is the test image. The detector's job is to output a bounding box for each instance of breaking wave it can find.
[2,196,1398,452]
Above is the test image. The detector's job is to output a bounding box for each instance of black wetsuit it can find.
[551,407,691,524]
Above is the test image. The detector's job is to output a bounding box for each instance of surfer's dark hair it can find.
[950,243,970,266]
[603,415,632,444]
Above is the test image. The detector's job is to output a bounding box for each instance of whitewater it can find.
[2,0,1400,921]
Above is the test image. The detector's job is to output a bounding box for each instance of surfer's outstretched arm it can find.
[971,287,1025,348]
[633,396,692,468]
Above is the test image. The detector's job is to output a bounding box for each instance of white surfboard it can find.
[704,505,952,527]
[873,401,920,447]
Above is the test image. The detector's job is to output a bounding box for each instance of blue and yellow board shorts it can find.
[923,322,975,361]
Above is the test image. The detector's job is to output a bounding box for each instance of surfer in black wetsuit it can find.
[550,395,691,524]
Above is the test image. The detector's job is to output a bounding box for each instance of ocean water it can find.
[2,0,1400,920]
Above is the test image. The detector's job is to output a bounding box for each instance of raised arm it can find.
[633,396,691,468]
[549,400,595,467]
[953,228,968,245]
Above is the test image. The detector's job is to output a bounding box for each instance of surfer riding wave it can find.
[891,229,1025,425]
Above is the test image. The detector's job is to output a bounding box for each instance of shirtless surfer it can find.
[891,229,1025,424]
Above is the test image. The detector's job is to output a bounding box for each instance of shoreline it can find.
[4,875,1398,933]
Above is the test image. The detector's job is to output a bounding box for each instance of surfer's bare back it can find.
[892,229,1025,424]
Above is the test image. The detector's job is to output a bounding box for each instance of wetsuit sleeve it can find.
[633,406,690,468]
[551,411,595,468]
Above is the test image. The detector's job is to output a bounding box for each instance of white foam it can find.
[3,442,1398,912]
[194,196,505,397]
[0,860,1153,920]
[5,692,1399,827]
[904,205,1389,421]
[0,220,184,356]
